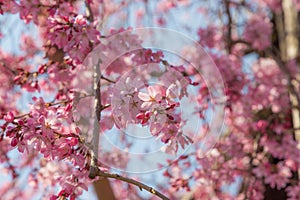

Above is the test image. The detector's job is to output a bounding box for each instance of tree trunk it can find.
[93,178,116,200]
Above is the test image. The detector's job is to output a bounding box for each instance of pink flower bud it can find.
[11,137,18,147]
[75,127,81,134]
[167,114,174,120]
[145,111,151,118]
[136,113,145,119]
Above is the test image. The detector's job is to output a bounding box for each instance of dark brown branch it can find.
[100,75,116,83]
[93,168,169,200]
[224,0,233,52]
[100,104,110,111]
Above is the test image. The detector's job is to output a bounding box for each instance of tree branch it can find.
[224,0,233,52]
[100,75,115,83]
[93,168,169,200]
[84,0,102,180]
[88,59,101,179]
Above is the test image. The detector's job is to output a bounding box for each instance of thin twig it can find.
[13,95,93,120]
[100,104,110,111]
[100,75,115,83]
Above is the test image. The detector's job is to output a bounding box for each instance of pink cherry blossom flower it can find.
[138,85,163,109]
[112,76,144,128]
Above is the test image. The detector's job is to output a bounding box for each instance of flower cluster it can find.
[2,96,92,199]
[47,14,100,63]
[111,63,194,153]
[243,14,272,51]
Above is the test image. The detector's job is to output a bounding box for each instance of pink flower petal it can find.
[138,92,151,101]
